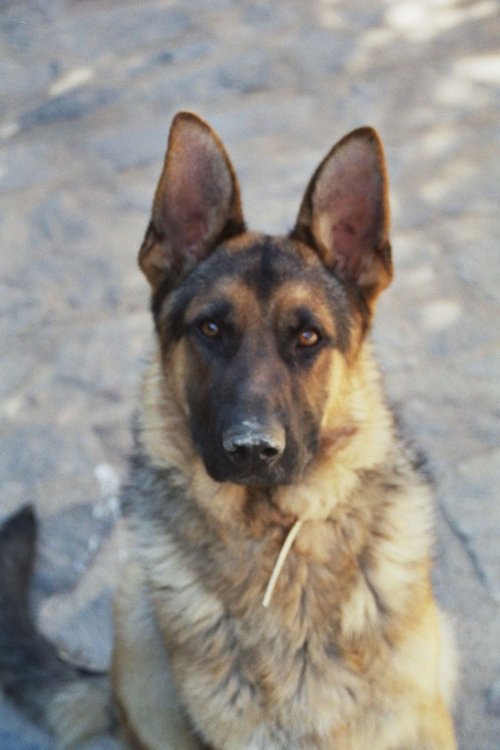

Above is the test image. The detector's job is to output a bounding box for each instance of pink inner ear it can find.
[161,124,232,258]
[166,154,211,257]
[314,139,385,274]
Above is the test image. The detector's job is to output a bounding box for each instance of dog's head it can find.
[139,112,392,487]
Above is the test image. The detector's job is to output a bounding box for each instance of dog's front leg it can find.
[112,560,207,750]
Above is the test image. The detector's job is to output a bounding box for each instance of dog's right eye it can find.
[296,328,321,349]
[198,320,220,339]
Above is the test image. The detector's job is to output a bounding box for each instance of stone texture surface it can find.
[1,1,499,748]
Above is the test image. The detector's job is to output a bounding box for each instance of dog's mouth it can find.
[202,455,296,487]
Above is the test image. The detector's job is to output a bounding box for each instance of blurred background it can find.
[0,1,499,747]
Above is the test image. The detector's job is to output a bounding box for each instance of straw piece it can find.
[262,519,303,608]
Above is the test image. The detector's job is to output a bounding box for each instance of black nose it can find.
[222,423,285,469]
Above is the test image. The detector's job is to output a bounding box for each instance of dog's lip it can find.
[231,474,286,487]
[220,464,297,487]
[204,459,294,487]
[203,446,313,487]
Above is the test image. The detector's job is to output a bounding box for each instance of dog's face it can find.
[162,237,355,485]
[139,113,392,487]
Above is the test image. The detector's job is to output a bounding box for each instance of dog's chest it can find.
[148,527,383,747]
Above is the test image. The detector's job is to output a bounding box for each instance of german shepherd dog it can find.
[0,113,457,749]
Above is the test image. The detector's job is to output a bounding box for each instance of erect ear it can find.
[139,112,245,290]
[293,127,392,304]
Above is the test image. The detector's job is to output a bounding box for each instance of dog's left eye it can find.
[296,328,321,348]
[198,320,221,339]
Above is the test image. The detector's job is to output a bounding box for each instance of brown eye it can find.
[199,320,220,338]
[297,328,320,348]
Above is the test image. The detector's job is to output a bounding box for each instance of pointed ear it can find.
[139,112,245,290]
[293,127,392,304]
